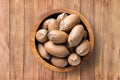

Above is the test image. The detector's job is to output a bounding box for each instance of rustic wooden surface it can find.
[0,0,120,80]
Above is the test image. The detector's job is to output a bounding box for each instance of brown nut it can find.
[75,40,91,56]
[42,19,50,29]
[83,30,88,39]
[48,18,59,31]
[68,25,84,47]
[51,57,68,67]
[68,53,81,66]
[36,29,48,43]
[48,30,68,44]
[57,13,68,23]
[60,14,80,32]
[38,44,51,60]
[44,41,70,58]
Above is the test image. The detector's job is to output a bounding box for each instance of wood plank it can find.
[52,0,67,80]
[53,72,66,80]
[80,0,95,80]
[52,0,67,9]
[23,0,38,80]
[110,0,120,79]
[66,0,80,11]
[67,69,80,80]
[94,0,103,80]
[66,0,81,80]
[0,0,9,80]
[101,0,120,80]
[38,0,53,17]
[9,0,24,80]
[38,0,53,80]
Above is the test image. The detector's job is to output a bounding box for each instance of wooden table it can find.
[0,0,120,80]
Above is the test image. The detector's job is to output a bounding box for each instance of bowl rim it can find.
[30,8,94,72]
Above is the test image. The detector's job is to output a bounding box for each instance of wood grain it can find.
[24,0,38,80]
[9,0,24,80]
[101,0,120,80]
[110,0,120,79]
[94,0,103,80]
[0,0,9,80]
[80,0,95,80]
[0,0,120,80]
[67,69,80,80]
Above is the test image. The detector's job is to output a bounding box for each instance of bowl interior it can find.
[30,9,94,72]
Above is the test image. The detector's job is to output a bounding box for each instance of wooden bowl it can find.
[30,8,94,72]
